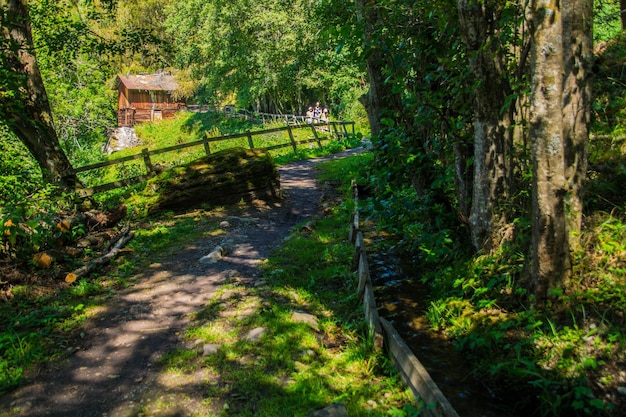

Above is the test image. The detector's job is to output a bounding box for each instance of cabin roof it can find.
[116,73,179,92]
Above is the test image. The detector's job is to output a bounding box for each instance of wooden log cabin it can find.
[115,73,185,127]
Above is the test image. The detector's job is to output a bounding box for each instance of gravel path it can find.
[0,148,363,417]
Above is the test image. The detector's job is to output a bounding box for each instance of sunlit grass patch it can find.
[0,273,123,393]
[1,150,414,414]
[149,152,414,416]
[80,112,364,193]
[125,210,225,258]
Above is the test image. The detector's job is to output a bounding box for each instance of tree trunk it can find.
[0,0,78,189]
[355,0,398,138]
[457,0,515,251]
[621,0,626,30]
[562,0,593,250]
[529,2,570,304]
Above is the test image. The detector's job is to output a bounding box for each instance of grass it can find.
[85,112,362,210]
[151,155,418,416]
[360,213,626,416]
[77,111,359,190]
[0,143,419,415]
[352,146,626,416]
[0,208,225,396]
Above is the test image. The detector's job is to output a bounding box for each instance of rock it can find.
[134,147,281,214]
[219,290,242,300]
[104,127,143,154]
[202,344,222,356]
[220,269,240,282]
[226,216,261,226]
[366,399,378,409]
[238,354,256,365]
[199,246,224,264]
[291,311,320,331]
[308,402,349,417]
[301,349,316,360]
[245,327,267,342]
[219,238,237,253]
[237,308,257,319]
[300,220,316,232]
[617,387,626,395]
[190,339,204,353]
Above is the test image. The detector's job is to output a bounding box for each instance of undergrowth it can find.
[344,34,626,415]
[1,132,416,417]
[77,111,361,190]
[156,170,418,415]
[354,148,626,416]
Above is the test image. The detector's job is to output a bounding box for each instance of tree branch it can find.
[65,225,134,283]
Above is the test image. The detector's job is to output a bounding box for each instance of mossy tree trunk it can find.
[562,0,593,251]
[527,2,569,304]
[457,0,517,251]
[0,0,78,189]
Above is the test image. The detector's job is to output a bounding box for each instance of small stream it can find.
[368,248,526,417]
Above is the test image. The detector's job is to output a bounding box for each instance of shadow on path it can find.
[0,147,365,417]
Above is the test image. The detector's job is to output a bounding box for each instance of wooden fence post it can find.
[332,122,340,138]
[342,122,349,138]
[142,148,154,174]
[247,130,254,149]
[310,124,322,148]
[287,124,297,152]
[74,115,356,196]
[351,122,355,136]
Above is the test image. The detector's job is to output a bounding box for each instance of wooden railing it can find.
[349,182,460,417]
[74,120,356,197]
[188,105,338,127]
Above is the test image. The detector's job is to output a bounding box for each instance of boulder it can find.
[137,147,281,214]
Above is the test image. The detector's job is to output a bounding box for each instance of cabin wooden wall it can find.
[117,85,184,127]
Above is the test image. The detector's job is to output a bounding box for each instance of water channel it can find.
[368,246,529,417]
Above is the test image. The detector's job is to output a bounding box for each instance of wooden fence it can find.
[234,110,327,126]
[186,105,336,126]
[74,121,355,197]
[350,182,460,417]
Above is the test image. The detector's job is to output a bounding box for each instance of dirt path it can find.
[0,148,363,417]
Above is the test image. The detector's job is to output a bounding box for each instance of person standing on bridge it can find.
[320,107,329,122]
[313,102,322,123]
[306,107,314,124]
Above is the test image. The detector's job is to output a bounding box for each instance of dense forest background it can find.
[3,0,626,415]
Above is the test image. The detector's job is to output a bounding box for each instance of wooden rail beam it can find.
[350,183,461,417]
[74,120,356,196]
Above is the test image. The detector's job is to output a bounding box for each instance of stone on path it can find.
[291,311,320,331]
[202,344,222,356]
[199,246,224,264]
[308,402,349,417]
[226,215,261,226]
[245,327,267,342]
